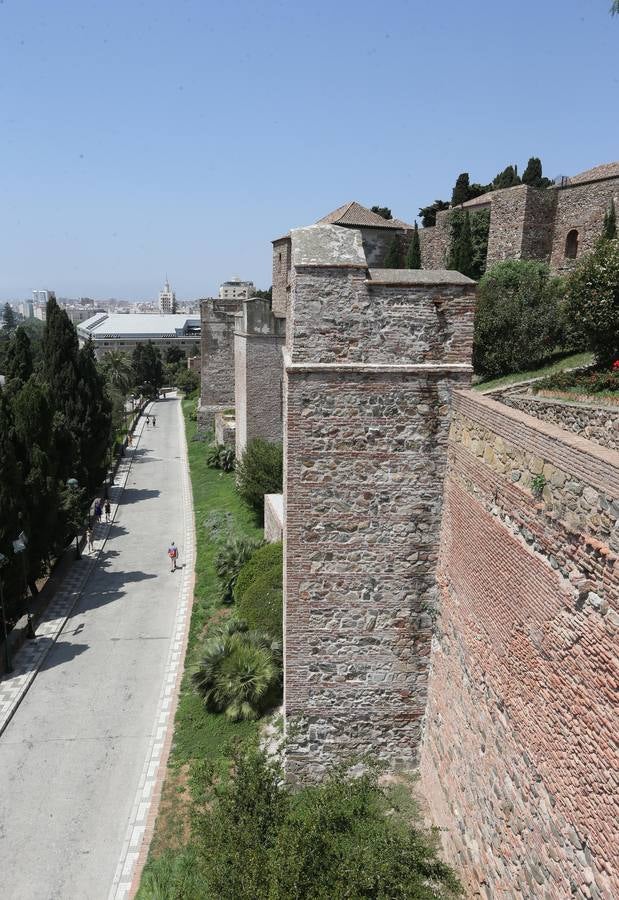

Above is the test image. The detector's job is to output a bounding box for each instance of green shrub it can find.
[205,442,236,473]
[214,534,263,602]
[193,744,463,900]
[533,368,619,395]
[192,620,282,722]
[175,367,200,395]
[564,237,619,368]
[473,260,565,379]
[234,542,283,639]
[235,438,282,514]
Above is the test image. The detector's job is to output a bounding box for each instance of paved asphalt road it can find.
[0,396,188,900]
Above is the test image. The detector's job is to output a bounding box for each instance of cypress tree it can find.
[405,222,422,269]
[603,199,617,240]
[384,234,403,268]
[5,328,33,385]
[493,165,521,189]
[2,303,16,331]
[0,389,25,612]
[451,173,471,206]
[76,340,113,494]
[450,212,474,278]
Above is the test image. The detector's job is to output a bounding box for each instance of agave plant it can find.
[214,535,263,603]
[192,619,282,721]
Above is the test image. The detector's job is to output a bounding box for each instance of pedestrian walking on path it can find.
[86,527,94,553]
[152,415,156,427]
[168,542,178,572]
[94,499,102,525]
[104,499,111,523]
[146,415,150,427]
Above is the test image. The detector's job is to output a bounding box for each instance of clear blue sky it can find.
[1,0,617,300]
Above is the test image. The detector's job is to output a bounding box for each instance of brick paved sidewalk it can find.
[0,423,145,738]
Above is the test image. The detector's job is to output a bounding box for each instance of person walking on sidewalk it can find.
[86,526,94,553]
[94,499,102,526]
[152,415,156,427]
[104,499,111,523]
[168,542,178,572]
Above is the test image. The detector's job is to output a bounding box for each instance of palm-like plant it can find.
[214,535,263,602]
[100,350,134,395]
[192,619,282,721]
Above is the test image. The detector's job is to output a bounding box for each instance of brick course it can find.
[420,391,618,899]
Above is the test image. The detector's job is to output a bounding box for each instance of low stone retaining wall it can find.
[215,411,236,447]
[493,387,619,451]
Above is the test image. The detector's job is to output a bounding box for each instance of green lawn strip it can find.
[473,351,594,393]
[139,400,262,877]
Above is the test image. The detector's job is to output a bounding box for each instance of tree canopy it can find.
[371,206,392,220]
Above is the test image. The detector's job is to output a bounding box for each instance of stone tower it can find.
[282,224,476,779]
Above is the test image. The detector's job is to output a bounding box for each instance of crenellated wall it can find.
[420,391,619,899]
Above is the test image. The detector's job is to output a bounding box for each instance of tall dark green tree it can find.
[371,206,392,220]
[451,173,471,206]
[418,200,449,228]
[449,212,474,278]
[493,164,520,189]
[384,234,404,268]
[0,389,26,616]
[2,303,16,332]
[76,340,113,494]
[132,342,164,394]
[521,157,552,189]
[603,198,617,240]
[405,222,422,269]
[5,328,33,385]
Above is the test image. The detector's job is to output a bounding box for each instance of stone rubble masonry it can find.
[420,390,618,899]
[199,297,242,425]
[214,411,235,447]
[283,223,476,780]
[494,386,619,452]
[418,172,619,275]
[234,298,286,460]
[272,236,291,317]
[264,493,284,543]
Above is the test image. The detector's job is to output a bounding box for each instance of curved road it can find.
[0,396,190,900]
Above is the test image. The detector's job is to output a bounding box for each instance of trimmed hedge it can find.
[234,542,283,640]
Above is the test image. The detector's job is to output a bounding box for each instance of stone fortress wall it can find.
[282,223,476,780]
[420,391,618,899]
[418,163,619,275]
[234,297,286,460]
[199,297,242,425]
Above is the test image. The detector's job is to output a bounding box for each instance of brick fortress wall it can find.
[420,391,618,899]
[199,297,242,425]
[283,223,475,780]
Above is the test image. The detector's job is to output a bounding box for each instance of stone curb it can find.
[0,419,147,738]
[109,397,197,900]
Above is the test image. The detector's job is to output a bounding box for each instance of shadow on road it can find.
[39,640,89,672]
[120,488,160,505]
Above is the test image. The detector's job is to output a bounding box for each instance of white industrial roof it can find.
[78,313,200,339]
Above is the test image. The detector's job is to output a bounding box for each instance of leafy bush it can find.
[235,438,283,514]
[205,442,236,473]
[234,542,283,640]
[175,367,200,395]
[533,367,619,395]
[564,237,619,368]
[214,534,263,602]
[473,260,565,379]
[192,620,282,722]
[193,744,463,900]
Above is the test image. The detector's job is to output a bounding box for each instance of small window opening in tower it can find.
[565,229,579,259]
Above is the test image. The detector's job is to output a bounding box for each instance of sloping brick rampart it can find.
[420,390,618,899]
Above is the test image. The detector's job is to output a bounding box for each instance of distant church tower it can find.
[158,277,176,314]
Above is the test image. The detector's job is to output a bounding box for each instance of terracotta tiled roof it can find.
[317,201,414,230]
[568,162,619,185]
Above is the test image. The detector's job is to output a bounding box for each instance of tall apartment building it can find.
[158,278,176,314]
[219,276,255,300]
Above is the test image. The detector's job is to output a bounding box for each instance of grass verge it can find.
[137,398,262,888]
[473,351,594,393]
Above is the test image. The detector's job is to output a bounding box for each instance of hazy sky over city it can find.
[0,0,618,300]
